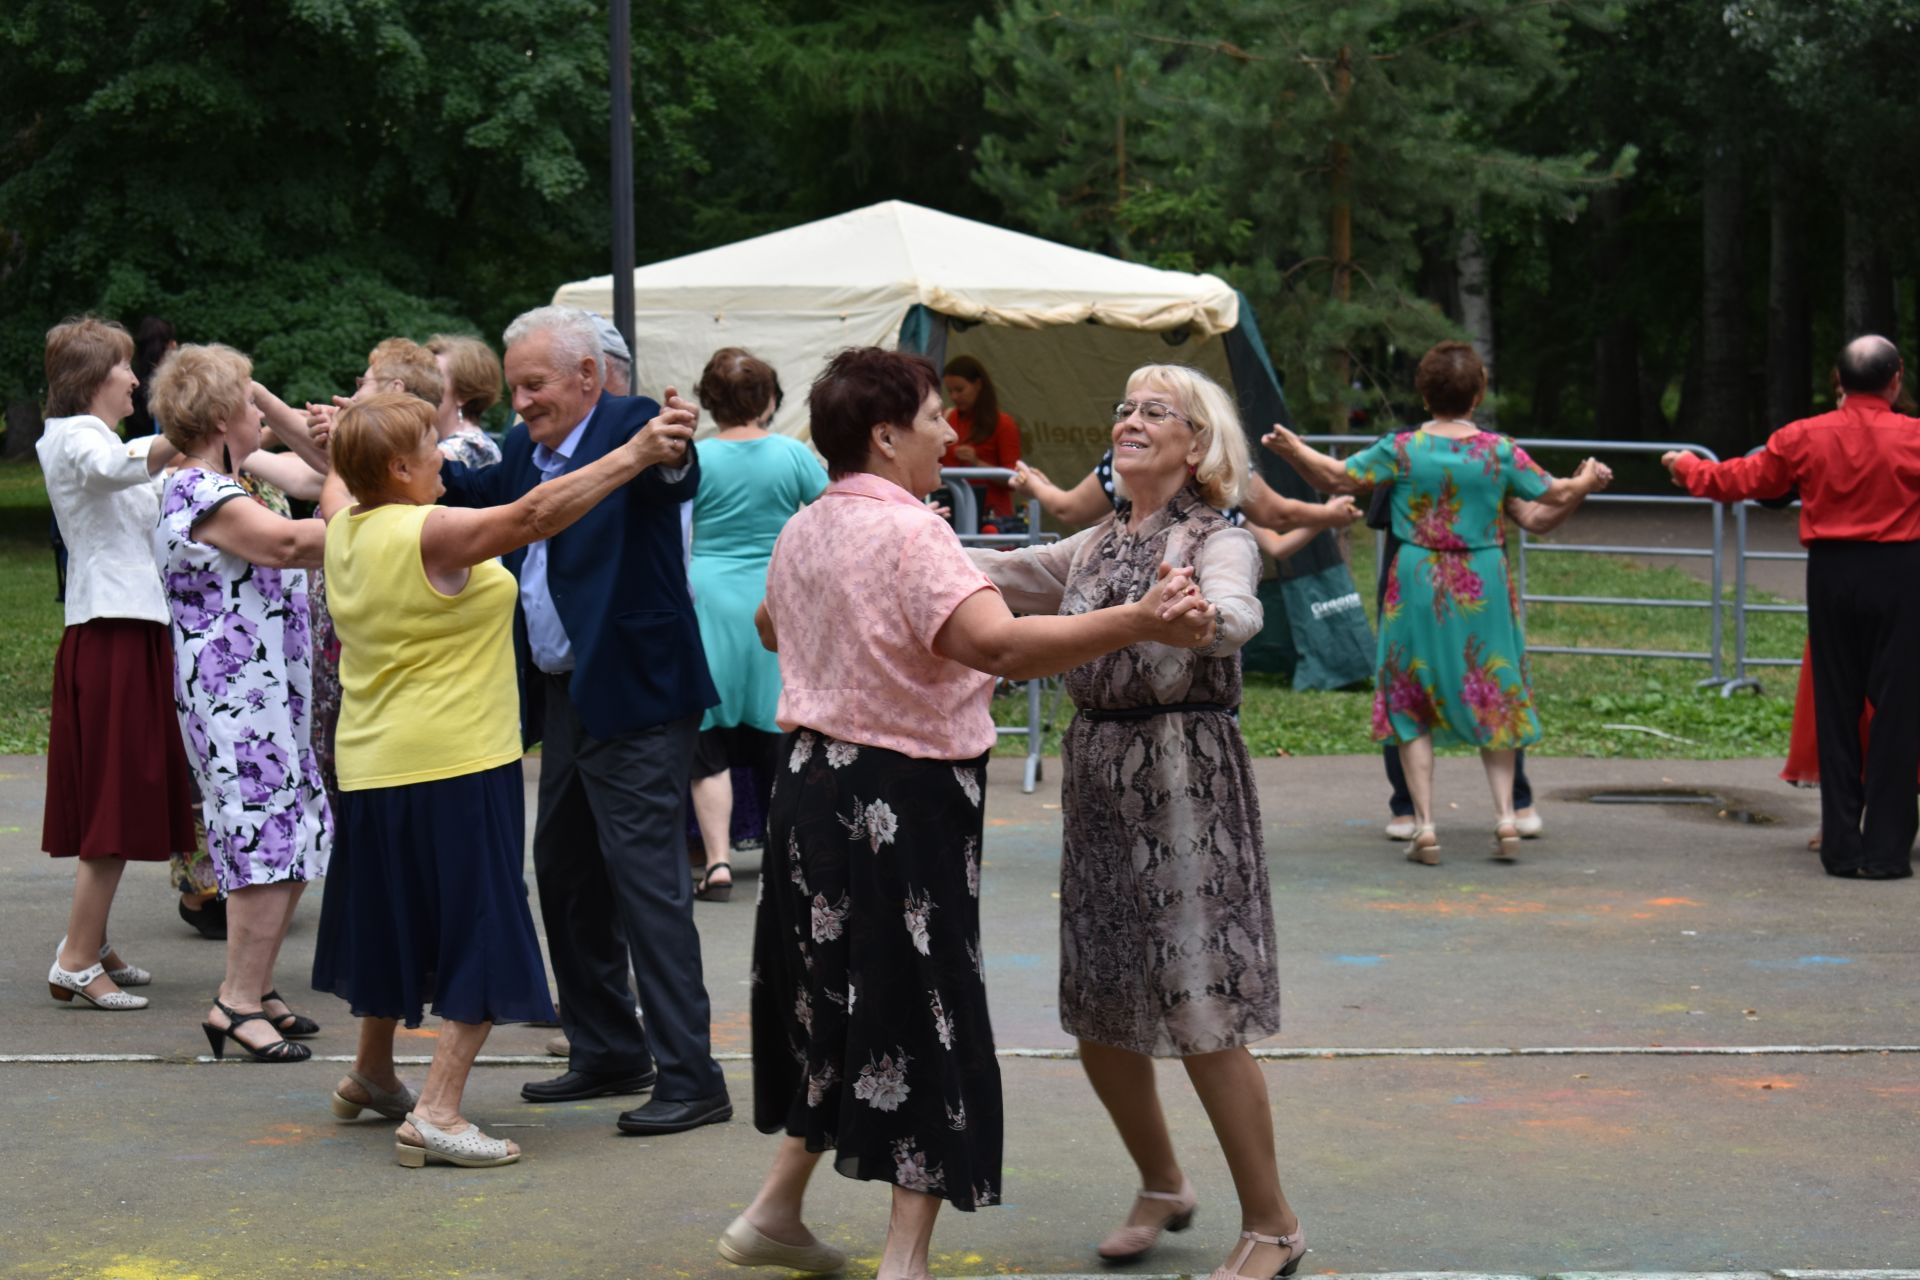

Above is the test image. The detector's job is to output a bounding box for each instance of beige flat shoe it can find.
[331,1070,419,1121]
[395,1112,519,1169]
[1384,815,1417,841]
[716,1215,846,1274]
[1513,810,1544,838]
[1406,823,1441,866]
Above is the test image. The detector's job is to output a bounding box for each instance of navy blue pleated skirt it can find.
[311,760,554,1028]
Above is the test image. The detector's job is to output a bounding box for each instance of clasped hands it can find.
[627,387,696,469]
[1138,562,1217,650]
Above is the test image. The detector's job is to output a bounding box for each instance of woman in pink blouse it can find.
[716,347,1214,1280]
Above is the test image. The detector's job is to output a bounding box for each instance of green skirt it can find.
[1372,541,1542,750]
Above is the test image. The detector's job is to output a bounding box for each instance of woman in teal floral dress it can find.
[1265,342,1609,864]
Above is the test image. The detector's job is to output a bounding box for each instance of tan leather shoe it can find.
[717,1215,846,1274]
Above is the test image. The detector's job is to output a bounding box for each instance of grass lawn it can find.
[991,523,1805,761]
[0,461,64,753]
[0,457,1806,760]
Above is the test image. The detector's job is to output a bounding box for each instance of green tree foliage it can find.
[971,0,1633,429]
[0,0,764,406]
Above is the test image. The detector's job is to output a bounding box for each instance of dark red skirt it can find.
[42,618,198,860]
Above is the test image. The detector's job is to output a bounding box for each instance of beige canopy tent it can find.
[551,200,1242,483]
[551,200,1374,689]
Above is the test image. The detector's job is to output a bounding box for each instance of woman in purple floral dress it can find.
[149,344,333,1063]
[1266,342,1609,865]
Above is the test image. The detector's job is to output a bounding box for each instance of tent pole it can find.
[609,0,636,352]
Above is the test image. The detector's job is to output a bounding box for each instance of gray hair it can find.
[503,305,605,380]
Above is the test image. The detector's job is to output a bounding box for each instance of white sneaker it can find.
[1384,815,1417,841]
[1514,810,1544,838]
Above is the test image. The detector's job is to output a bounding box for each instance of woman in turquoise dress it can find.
[689,348,828,899]
[1264,342,1609,865]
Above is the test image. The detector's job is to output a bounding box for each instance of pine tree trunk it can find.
[1328,46,1353,434]
[1843,204,1896,342]
[1765,155,1811,431]
[1698,135,1748,456]
[1591,186,1642,440]
[3,399,45,460]
[1456,219,1495,391]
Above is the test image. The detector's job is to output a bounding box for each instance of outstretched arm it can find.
[1661,447,1793,502]
[421,399,695,575]
[933,563,1214,680]
[1008,461,1112,527]
[1259,424,1368,494]
[1240,472,1362,530]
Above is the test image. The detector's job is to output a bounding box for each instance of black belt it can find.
[1078,701,1236,722]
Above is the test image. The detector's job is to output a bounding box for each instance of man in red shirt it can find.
[1661,335,1920,880]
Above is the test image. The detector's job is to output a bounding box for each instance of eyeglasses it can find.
[1113,400,1192,426]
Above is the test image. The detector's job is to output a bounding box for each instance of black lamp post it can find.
[609,0,636,353]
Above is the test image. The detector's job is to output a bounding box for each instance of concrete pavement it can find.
[2,751,1915,1278]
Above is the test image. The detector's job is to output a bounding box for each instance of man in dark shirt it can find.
[1663,335,1920,879]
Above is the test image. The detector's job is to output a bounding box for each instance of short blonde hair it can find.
[148,344,253,452]
[332,392,436,500]
[366,337,444,407]
[44,316,134,418]
[427,335,503,419]
[1124,364,1249,510]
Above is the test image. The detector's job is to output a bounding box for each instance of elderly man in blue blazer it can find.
[439,305,730,1135]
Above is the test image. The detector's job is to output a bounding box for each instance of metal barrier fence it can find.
[1299,436,1728,684]
[1720,448,1807,696]
[941,466,1053,793]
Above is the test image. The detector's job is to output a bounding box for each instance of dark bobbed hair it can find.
[697,347,780,427]
[1414,340,1487,418]
[942,353,1000,445]
[808,347,939,479]
[1836,335,1903,395]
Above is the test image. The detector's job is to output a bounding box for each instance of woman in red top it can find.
[941,356,1022,518]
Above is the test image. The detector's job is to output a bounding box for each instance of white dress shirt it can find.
[37,415,168,627]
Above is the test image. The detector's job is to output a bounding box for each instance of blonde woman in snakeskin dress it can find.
[970,365,1308,1280]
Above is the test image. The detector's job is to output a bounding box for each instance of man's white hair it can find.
[503,305,605,379]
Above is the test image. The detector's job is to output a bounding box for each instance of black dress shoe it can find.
[520,1066,656,1103]
[1860,865,1914,880]
[616,1092,733,1134]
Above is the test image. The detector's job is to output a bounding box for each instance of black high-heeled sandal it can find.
[261,989,321,1038]
[201,999,312,1063]
[696,861,733,903]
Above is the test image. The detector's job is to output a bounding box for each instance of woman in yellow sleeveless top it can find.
[310,391,696,1169]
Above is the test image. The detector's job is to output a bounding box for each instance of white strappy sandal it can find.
[47,957,148,1010]
[98,941,151,986]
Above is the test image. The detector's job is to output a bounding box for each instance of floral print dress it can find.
[1346,429,1552,749]
[750,731,1001,1212]
[154,469,331,894]
[972,485,1277,1057]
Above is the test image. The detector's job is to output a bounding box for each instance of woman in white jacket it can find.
[38,316,198,1011]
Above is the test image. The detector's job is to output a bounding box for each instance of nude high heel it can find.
[1097,1179,1198,1263]
[1493,818,1522,862]
[1406,823,1440,866]
[1208,1226,1307,1280]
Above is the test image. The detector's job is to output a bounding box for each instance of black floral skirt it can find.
[751,729,1002,1212]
